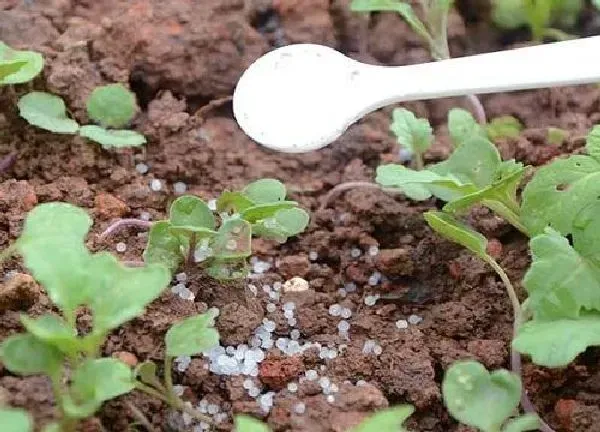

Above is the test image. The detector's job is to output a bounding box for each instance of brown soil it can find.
[1,0,599,431]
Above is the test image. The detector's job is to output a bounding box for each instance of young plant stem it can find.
[485,258,555,432]
[319,182,404,210]
[164,356,175,401]
[135,382,213,424]
[99,219,153,241]
[50,370,78,432]
[413,152,424,171]
[125,401,159,432]
[185,233,197,271]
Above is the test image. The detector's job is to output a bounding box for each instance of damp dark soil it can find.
[1,1,600,431]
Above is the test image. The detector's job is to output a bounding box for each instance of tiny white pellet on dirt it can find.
[273,281,282,291]
[140,211,151,221]
[350,247,361,258]
[362,340,376,354]
[399,148,414,162]
[344,282,357,293]
[356,380,367,386]
[341,307,352,318]
[283,301,296,311]
[115,242,127,253]
[248,284,258,296]
[287,317,297,326]
[176,272,187,282]
[408,314,423,325]
[266,303,276,313]
[243,379,253,389]
[287,382,298,392]
[291,329,300,340]
[337,320,350,332]
[338,288,347,298]
[294,402,306,414]
[309,251,318,261]
[284,309,294,319]
[174,181,187,194]
[373,345,383,355]
[150,179,162,191]
[208,199,217,211]
[135,163,149,174]
[396,319,409,329]
[173,385,185,396]
[305,369,318,381]
[327,395,335,403]
[364,295,379,306]
[207,404,219,415]
[284,276,309,292]
[368,245,379,256]
[328,304,341,317]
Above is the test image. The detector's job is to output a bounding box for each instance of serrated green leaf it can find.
[0,42,43,85]
[502,413,541,432]
[521,154,600,236]
[524,228,600,320]
[0,408,33,432]
[169,196,215,231]
[0,333,62,375]
[216,191,254,213]
[20,314,78,355]
[350,405,414,432]
[586,125,600,161]
[79,126,146,149]
[240,201,298,223]
[423,211,488,260]
[71,358,135,407]
[243,179,287,204]
[17,203,93,315]
[212,218,252,259]
[390,108,433,155]
[486,116,523,141]
[350,0,430,41]
[165,309,220,357]
[442,360,521,432]
[87,252,170,332]
[143,221,184,272]
[235,415,271,432]
[86,84,137,128]
[513,314,600,367]
[448,108,485,148]
[18,92,79,134]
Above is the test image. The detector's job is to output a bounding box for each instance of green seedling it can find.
[486,116,524,141]
[546,127,568,146]
[81,84,146,148]
[442,361,540,432]
[350,0,486,124]
[448,108,523,144]
[491,0,583,42]
[0,202,222,430]
[390,107,433,172]
[234,405,415,432]
[0,407,34,432]
[0,41,43,85]
[17,83,145,148]
[377,109,528,234]
[103,179,310,279]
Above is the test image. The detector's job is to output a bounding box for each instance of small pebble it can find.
[340,308,352,319]
[368,245,379,256]
[327,395,335,403]
[140,211,151,221]
[396,319,409,329]
[135,163,149,174]
[174,181,187,194]
[350,247,361,258]
[115,242,127,253]
[309,251,318,261]
[266,303,276,313]
[305,369,318,381]
[176,272,187,282]
[408,314,423,325]
[150,179,162,191]
[328,304,342,317]
[373,345,383,355]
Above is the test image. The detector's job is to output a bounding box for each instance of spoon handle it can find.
[359,35,600,111]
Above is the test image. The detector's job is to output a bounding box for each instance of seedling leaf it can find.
[169,196,216,231]
[389,107,433,155]
[0,42,44,85]
[234,415,271,432]
[243,179,286,204]
[0,407,33,432]
[79,126,146,149]
[255,207,310,239]
[143,221,184,272]
[350,0,430,41]
[216,191,254,213]
[442,360,521,432]
[18,92,79,134]
[212,218,252,259]
[448,108,484,148]
[513,314,600,367]
[502,414,541,432]
[423,211,488,260]
[486,116,523,141]
[585,125,600,161]
[134,361,158,385]
[0,333,62,375]
[523,228,600,320]
[350,405,414,432]
[20,314,78,355]
[71,358,135,406]
[0,60,26,81]
[240,201,298,223]
[86,84,137,128]
[86,252,170,332]
[165,309,220,357]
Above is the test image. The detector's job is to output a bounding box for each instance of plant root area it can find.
[1,0,600,431]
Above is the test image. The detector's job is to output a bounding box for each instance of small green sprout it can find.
[442,361,540,432]
[390,107,433,171]
[17,92,79,134]
[0,41,43,85]
[103,179,309,279]
[0,407,33,432]
[234,405,415,432]
[377,109,528,234]
[491,0,583,42]
[485,116,524,141]
[546,127,568,146]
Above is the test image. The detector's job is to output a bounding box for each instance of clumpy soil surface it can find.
[1,0,600,431]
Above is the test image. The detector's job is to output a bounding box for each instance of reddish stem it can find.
[98,219,153,241]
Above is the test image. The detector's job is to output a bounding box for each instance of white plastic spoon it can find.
[233,36,600,153]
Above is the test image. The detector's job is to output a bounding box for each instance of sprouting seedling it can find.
[0,203,171,431]
[350,0,486,124]
[390,107,433,171]
[377,108,529,235]
[491,0,583,42]
[442,360,540,432]
[79,83,146,148]
[0,407,33,432]
[233,405,415,432]
[0,203,222,430]
[101,179,310,279]
[0,41,43,85]
[17,92,80,134]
